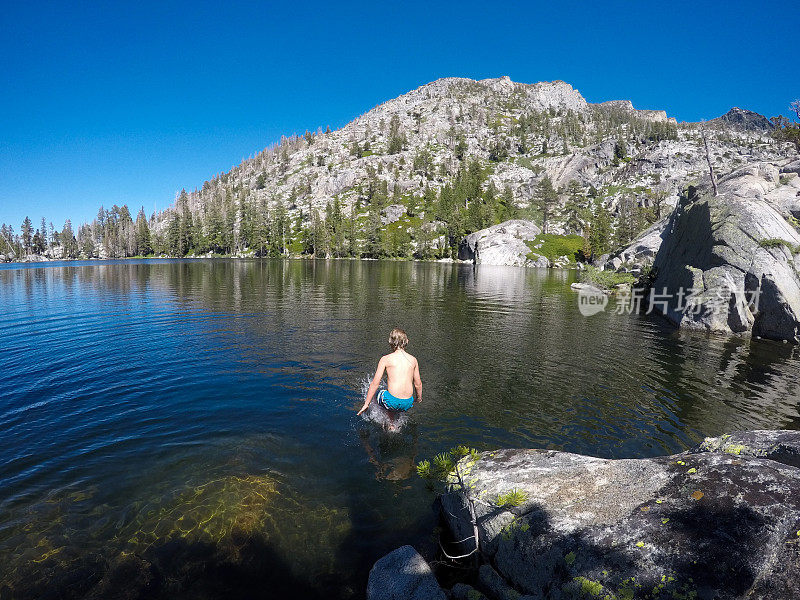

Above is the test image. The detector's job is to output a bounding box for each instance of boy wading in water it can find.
[358,328,422,427]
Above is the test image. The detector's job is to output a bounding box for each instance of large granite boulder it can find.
[381,204,408,225]
[458,220,547,267]
[439,431,800,599]
[781,159,800,176]
[367,545,447,600]
[648,164,800,342]
[607,216,670,272]
[767,168,800,220]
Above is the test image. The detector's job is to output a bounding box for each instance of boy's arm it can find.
[358,358,386,415]
[413,360,422,403]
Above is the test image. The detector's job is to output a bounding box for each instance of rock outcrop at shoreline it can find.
[367,545,446,600]
[368,430,800,600]
[647,164,800,342]
[457,220,548,267]
[604,216,670,272]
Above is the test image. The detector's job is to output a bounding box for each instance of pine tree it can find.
[223,202,236,253]
[346,202,359,257]
[455,137,468,161]
[533,176,559,234]
[166,215,182,255]
[415,221,435,259]
[60,220,79,258]
[587,200,613,259]
[562,181,588,234]
[387,115,406,154]
[205,204,225,254]
[33,229,45,254]
[181,211,195,255]
[412,149,433,178]
[135,208,152,255]
[21,217,33,254]
[325,197,345,257]
[272,199,289,256]
[613,139,628,165]
[81,226,96,257]
[238,196,254,253]
[253,197,270,256]
[40,217,49,252]
[364,205,382,258]
[498,186,517,222]
[313,211,329,257]
[614,197,646,247]
[650,189,669,220]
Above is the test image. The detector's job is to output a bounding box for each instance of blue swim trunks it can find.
[378,389,414,411]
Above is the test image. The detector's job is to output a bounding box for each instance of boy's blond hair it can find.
[388,327,409,351]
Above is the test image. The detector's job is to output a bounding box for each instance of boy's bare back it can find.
[357,328,423,416]
[381,350,418,399]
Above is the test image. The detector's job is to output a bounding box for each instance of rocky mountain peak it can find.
[122,75,795,268]
[710,107,774,132]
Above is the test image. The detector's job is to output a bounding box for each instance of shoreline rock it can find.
[368,430,800,600]
[647,164,800,342]
[457,220,547,267]
[366,545,446,600]
[605,216,670,273]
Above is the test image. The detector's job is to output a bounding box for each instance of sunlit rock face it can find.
[435,433,800,600]
[649,165,800,342]
[457,219,544,266]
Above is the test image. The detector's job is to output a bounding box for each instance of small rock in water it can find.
[366,545,446,600]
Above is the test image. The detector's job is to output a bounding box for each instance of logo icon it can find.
[577,288,608,316]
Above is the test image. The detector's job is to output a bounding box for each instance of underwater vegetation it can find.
[0,474,352,600]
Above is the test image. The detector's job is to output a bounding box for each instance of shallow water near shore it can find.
[1,259,799,599]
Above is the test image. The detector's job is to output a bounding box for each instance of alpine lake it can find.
[1,259,799,599]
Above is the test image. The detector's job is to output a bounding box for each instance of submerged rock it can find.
[457,220,546,267]
[648,164,800,342]
[436,432,800,600]
[367,545,447,600]
[570,282,608,295]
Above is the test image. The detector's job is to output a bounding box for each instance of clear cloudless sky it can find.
[1,0,797,230]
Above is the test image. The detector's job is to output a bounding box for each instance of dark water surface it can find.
[1,259,799,599]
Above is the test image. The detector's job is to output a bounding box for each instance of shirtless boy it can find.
[357,328,422,417]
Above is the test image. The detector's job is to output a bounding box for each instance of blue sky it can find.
[1,0,796,231]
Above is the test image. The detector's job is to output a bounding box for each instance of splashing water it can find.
[358,376,410,431]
